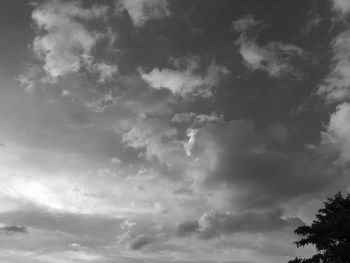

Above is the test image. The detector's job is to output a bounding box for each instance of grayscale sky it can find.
[0,0,350,262]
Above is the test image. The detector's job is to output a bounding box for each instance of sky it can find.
[1,0,350,262]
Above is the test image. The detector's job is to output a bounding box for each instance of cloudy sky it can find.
[1,0,350,262]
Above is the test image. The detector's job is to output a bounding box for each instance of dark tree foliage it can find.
[288,192,350,263]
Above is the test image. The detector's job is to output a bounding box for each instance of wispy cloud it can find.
[0,224,27,235]
[141,56,229,97]
[233,15,304,78]
[117,0,170,26]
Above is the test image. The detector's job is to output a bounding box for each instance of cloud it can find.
[141,57,229,97]
[301,4,323,35]
[316,2,350,172]
[321,102,350,163]
[176,220,199,237]
[172,112,223,128]
[121,115,176,148]
[120,219,137,229]
[185,119,334,209]
[265,122,290,144]
[177,209,304,239]
[117,0,170,27]
[171,112,196,124]
[18,64,43,93]
[85,92,114,112]
[119,111,224,168]
[0,249,106,263]
[0,224,27,235]
[233,15,304,78]
[184,128,198,156]
[331,0,350,18]
[128,234,154,250]
[31,0,107,79]
[318,30,350,101]
[90,63,118,83]
[172,187,193,196]
[117,114,188,169]
[232,14,262,33]
[0,207,124,243]
[116,230,156,250]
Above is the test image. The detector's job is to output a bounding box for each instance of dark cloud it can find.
[190,120,336,209]
[128,234,154,250]
[177,209,304,239]
[176,220,199,237]
[172,187,193,196]
[0,225,27,235]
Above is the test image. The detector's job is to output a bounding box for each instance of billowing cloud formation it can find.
[186,120,333,209]
[318,29,350,101]
[177,209,304,239]
[31,0,107,79]
[331,0,350,17]
[119,115,186,168]
[141,57,229,97]
[318,1,350,167]
[321,102,350,163]
[0,225,27,235]
[117,0,170,26]
[90,63,118,83]
[233,15,304,78]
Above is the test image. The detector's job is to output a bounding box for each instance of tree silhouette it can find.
[289,192,350,263]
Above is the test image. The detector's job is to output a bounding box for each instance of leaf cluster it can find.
[288,192,350,263]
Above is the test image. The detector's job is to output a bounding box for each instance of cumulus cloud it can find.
[318,30,350,101]
[321,102,350,163]
[185,119,333,209]
[121,115,176,148]
[90,63,118,83]
[85,92,114,112]
[331,0,350,17]
[0,224,27,235]
[172,112,223,128]
[233,15,304,78]
[120,219,137,229]
[118,115,187,168]
[141,57,229,97]
[117,0,170,27]
[177,209,304,239]
[316,2,350,169]
[184,128,198,156]
[171,112,196,124]
[119,112,225,167]
[31,0,107,79]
